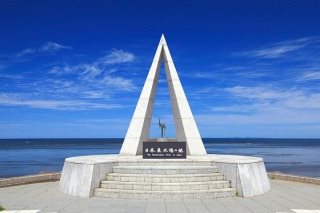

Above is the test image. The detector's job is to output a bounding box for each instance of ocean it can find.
[0,138,319,178]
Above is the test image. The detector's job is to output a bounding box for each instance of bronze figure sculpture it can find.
[158,118,166,138]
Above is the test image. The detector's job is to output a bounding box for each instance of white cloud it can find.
[48,65,76,74]
[49,49,137,91]
[102,75,136,91]
[249,44,303,59]
[0,48,138,111]
[202,85,320,128]
[50,64,136,91]
[0,73,23,79]
[188,70,267,80]
[30,78,117,100]
[197,108,320,125]
[236,37,318,59]
[79,64,102,78]
[39,42,72,52]
[210,104,258,113]
[298,71,320,81]
[82,90,105,99]
[16,48,37,57]
[99,49,135,65]
[189,72,219,79]
[0,93,122,110]
[16,42,71,57]
[225,86,320,110]
[225,86,295,100]
[49,64,102,77]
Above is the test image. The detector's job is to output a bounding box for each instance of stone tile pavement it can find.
[0,179,320,213]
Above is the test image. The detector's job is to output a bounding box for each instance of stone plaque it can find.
[143,142,186,159]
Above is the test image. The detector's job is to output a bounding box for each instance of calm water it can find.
[0,138,319,178]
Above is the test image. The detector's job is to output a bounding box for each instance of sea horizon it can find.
[1,137,320,139]
[1,138,320,179]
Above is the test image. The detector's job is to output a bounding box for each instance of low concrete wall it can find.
[58,155,118,198]
[59,154,271,198]
[205,154,271,197]
[0,173,60,187]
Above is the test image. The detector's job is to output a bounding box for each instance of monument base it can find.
[59,154,270,198]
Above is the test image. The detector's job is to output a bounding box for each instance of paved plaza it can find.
[0,179,320,213]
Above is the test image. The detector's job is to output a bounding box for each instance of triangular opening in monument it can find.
[149,61,176,139]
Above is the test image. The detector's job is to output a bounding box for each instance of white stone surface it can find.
[59,154,270,198]
[59,155,118,198]
[209,154,271,197]
[2,180,320,213]
[119,34,207,156]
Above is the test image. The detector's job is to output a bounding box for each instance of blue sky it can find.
[1,0,320,138]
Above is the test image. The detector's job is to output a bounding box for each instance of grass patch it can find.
[0,205,5,211]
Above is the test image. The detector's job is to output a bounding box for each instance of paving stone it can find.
[1,180,320,213]
[183,199,210,213]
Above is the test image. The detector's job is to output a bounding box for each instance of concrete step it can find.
[106,173,225,182]
[93,188,236,199]
[118,160,214,167]
[100,180,231,191]
[112,166,218,174]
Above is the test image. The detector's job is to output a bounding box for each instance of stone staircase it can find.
[93,160,236,199]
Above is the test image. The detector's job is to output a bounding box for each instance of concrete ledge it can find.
[59,154,271,198]
[268,173,320,185]
[59,155,119,197]
[203,154,270,197]
[0,173,60,187]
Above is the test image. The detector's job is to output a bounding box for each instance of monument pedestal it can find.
[59,154,270,198]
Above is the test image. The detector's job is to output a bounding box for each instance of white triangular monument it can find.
[120,35,207,156]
